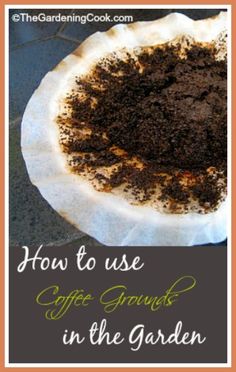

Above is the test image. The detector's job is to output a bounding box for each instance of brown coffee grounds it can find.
[57,42,227,213]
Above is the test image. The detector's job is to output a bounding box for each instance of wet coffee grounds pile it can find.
[57,42,227,213]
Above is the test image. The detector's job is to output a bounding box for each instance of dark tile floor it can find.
[9,8,226,246]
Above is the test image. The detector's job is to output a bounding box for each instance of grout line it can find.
[11,34,78,53]
[46,234,94,248]
[9,233,91,249]
[56,8,75,35]
[56,33,81,45]
[10,35,55,51]
[9,116,22,128]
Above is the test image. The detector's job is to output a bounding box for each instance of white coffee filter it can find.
[21,12,228,246]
